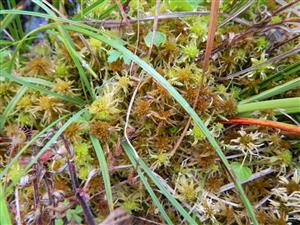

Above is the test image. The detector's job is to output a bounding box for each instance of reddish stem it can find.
[221,118,300,136]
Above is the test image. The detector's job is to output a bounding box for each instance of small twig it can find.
[275,0,300,16]
[197,1,300,61]
[170,117,192,156]
[3,29,15,42]
[114,0,133,30]
[134,216,165,225]
[219,0,255,27]
[266,33,300,54]
[147,0,161,57]
[42,0,67,18]
[44,169,55,225]
[15,187,22,225]
[255,194,272,209]
[277,109,300,126]
[62,137,96,225]
[272,0,300,16]
[79,34,101,69]
[82,11,251,27]
[219,168,274,193]
[221,46,300,80]
[171,0,220,157]
[208,194,241,208]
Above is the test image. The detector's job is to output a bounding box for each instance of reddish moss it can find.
[90,121,110,141]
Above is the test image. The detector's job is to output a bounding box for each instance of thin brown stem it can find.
[147,0,161,57]
[171,0,220,156]
[272,0,300,16]
[83,11,251,28]
[114,0,133,30]
[62,136,96,225]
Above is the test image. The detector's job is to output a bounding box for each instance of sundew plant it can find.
[0,0,300,225]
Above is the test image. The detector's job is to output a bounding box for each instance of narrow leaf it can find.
[90,135,114,212]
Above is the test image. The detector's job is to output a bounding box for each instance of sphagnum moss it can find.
[1,1,300,225]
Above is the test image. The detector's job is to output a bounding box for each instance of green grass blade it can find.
[5,1,95,100]
[0,8,258,224]
[8,23,59,72]
[238,97,300,114]
[136,172,174,225]
[122,141,195,225]
[57,28,96,100]
[23,110,85,175]
[21,77,54,87]
[61,24,258,225]
[240,77,300,104]
[90,135,113,212]
[0,184,12,225]
[0,86,27,129]
[1,70,85,105]
[0,114,70,180]
[123,142,174,225]
[73,0,106,19]
[240,62,300,98]
[0,10,101,35]
[0,13,18,34]
[258,62,300,89]
[8,0,24,39]
[31,0,95,100]
[0,111,85,199]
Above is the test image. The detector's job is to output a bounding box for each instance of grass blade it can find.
[122,142,174,225]
[73,0,106,19]
[258,61,300,89]
[122,140,196,225]
[24,110,85,172]
[1,70,85,105]
[0,184,11,225]
[21,77,54,87]
[0,114,70,180]
[61,24,258,225]
[0,86,27,129]
[238,97,300,114]
[90,135,113,212]
[0,7,259,223]
[32,0,96,100]
[240,77,300,104]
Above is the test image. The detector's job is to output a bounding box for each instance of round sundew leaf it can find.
[144,31,166,47]
[230,162,252,181]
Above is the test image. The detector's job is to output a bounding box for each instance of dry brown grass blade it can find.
[201,0,220,80]
[171,0,220,156]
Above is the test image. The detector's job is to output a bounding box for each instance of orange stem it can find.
[222,118,300,136]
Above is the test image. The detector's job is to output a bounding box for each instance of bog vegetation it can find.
[0,0,300,225]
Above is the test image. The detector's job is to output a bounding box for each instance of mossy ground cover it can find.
[0,1,300,224]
